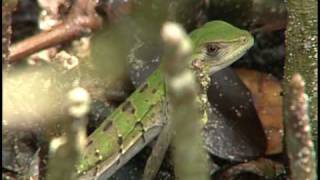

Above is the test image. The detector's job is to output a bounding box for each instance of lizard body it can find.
[77,21,254,179]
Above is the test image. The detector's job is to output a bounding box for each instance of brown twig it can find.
[8,0,102,63]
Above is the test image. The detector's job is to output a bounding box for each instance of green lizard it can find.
[76,20,254,179]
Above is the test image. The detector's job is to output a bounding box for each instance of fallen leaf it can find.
[235,68,283,155]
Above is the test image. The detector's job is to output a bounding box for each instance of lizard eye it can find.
[206,44,220,56]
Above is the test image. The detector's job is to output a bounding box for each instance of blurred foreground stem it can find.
[46,87,90,180]
[284,74,316,180]
[162,22,209,180]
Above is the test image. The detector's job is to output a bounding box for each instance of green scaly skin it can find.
[76,21,254,179]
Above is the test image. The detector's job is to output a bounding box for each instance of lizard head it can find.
[190,20,254,74]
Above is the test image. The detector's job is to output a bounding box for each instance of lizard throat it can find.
[209,49,247,74]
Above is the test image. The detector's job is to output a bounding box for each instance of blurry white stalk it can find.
[162,22,210,180]
[46,87,90,180]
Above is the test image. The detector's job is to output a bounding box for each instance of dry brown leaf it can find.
[235,68,283,155]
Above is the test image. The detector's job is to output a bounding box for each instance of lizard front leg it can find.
[142,95,172,180]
